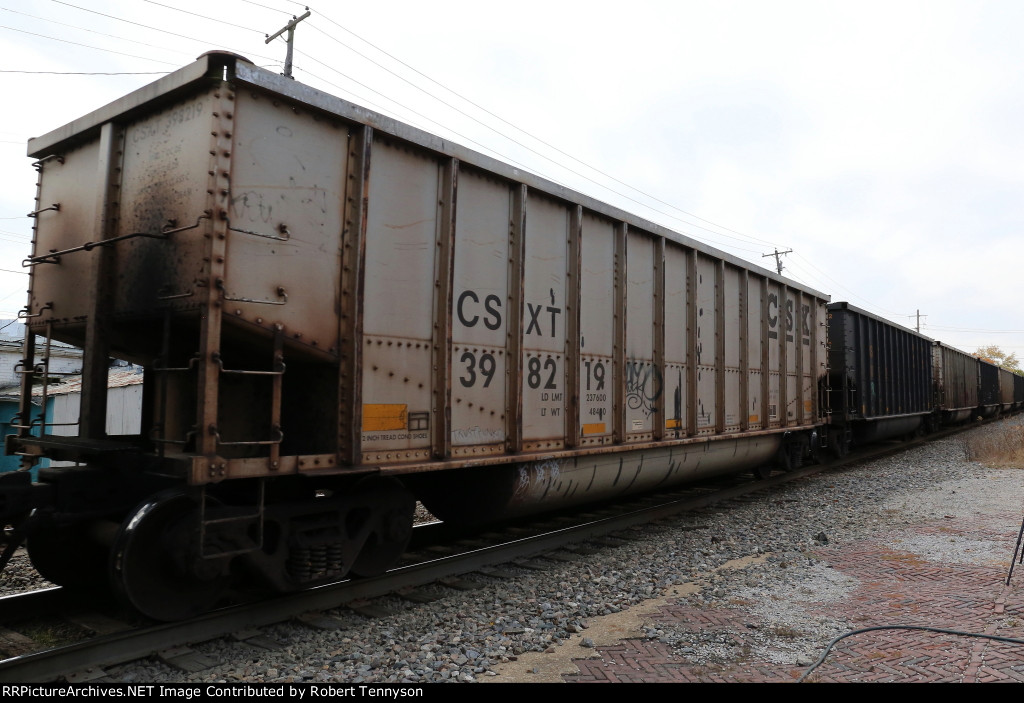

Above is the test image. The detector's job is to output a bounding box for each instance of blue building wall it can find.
[0,399,48,479]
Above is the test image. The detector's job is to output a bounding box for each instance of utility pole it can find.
[913,309,927,333]
[266,8,311,79]
[762,248,792,275]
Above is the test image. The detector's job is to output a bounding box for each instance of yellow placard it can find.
[362,404,408,431]
[748,414,759,423]
[665,418,682,429]
[582,422,606,435]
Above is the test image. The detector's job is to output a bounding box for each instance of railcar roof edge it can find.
[25,50,828,301]
[26,53,221,158]
[827,301,936,341]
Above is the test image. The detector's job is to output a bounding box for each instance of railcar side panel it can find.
[783,288,799,426]
[766,280,782,428]
[932,342,979,421]
[113,93,220,323]
[450,168,511,454]
[360,139,440,462]
[694,254,717,434]
[27,139,102,331]
[662,242,690,438]
[799,292,815,424]
[578,213,616,445]
[979,360,1000,416]
[745,275,765,431]
[625,230,656,440]
[223,91,346,352]
[999,367,1016,411]
[819,300,827,421]
[521,193,570,449]
[827,302,932,443]
[723,266,741,433]
[812,297,827,422]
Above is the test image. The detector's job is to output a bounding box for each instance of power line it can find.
[3,7,1022,365]
[239,0,296,15]
[1,5,193,57]
[303,12,781,252]
[925,325,1024,333]
[48,0,282,66]
[53,0,213,42]
[10,2,789,261]
[0,23,180,65]
[788,252,912,318]
[308,9,781,250]
[290,52,544,171]
[298,45,769,258]
[141,0,265,34]
[0,70,168,75]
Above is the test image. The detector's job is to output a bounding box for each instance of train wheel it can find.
[110,490,229,621]
[348,477,416,578]
[786,443,804,471]
[808,441,823,465]
[774,444,794,473]
[27,521,109,589]
[754,465,773,480]
[829,430,849,459]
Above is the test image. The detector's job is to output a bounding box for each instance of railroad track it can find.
[0,428,975,683]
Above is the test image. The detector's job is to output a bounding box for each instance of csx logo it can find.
[456,289,562,338]
[456,290,503,330]
[767,293,811,345]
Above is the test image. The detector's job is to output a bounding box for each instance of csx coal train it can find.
[0,52,1019,621]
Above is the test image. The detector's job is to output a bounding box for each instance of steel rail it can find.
[0,419,1001,683]
[0,475,794,683]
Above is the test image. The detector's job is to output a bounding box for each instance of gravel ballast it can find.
[3,419,1022,683]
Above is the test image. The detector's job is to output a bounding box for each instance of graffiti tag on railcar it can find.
[452,426,504,443]
[626,361,662,416]
[513,459,561,499]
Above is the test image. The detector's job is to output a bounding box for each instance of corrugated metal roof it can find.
[0,320,80,349]
[0,368,144,400]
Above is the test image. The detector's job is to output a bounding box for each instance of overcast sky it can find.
[1,0,1021,359]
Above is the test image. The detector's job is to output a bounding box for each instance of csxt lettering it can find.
[456,290,502,330]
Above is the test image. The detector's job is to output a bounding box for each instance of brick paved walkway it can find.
[563,512,1024,682]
